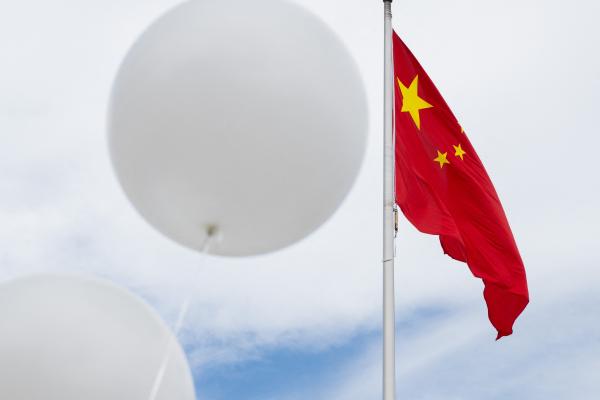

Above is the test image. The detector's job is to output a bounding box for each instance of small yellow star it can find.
[453,144,466,160]
[433,150,450,168]
[397,75,433,129]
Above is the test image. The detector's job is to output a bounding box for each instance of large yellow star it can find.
[397,75,433,129]
[453,144,466,160]
[433,150,450,168]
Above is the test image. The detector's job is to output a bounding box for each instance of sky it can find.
[1,0,599,399]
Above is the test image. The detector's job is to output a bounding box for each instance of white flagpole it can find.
[382,1,396,399]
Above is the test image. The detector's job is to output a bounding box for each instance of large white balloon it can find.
[0,274,195,400]
[109,0,367,256]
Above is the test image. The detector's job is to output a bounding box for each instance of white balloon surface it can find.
[109,0,368,256]
[0,275,195,400]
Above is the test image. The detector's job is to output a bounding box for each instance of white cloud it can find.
[318,272,600,399]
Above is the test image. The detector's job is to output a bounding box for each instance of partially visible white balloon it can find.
[0,274,195,400]
[109,0,368,256]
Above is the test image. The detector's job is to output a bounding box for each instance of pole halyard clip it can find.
[393,205,399,237]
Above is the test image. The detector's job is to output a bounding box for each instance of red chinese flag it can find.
[393,32,528,339]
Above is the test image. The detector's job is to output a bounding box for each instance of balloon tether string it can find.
[147,226,217,400]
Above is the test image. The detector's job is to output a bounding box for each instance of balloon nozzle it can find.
[205,224,218,238]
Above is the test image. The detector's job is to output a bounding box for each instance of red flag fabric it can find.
[392,31,528,339]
